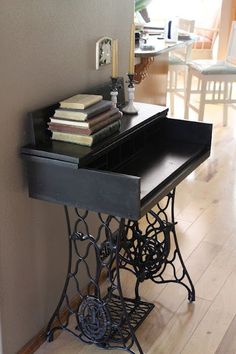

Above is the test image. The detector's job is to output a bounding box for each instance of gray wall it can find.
[0,1,134,353]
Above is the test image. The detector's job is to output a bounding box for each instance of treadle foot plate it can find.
[107,295,155,343]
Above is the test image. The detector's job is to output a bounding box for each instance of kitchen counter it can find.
[135,36,194,58]
[134,35,194,106]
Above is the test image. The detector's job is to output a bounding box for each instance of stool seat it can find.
[189,59,236,75]
[169,55,186,65]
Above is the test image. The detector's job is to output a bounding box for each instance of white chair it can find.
[184,21,236,126]
[191,26,218,60]
[167,18,195,115]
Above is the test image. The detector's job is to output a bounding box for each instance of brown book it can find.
[50,107,119,128]
[52,120,121,147]
[48,112,121,135]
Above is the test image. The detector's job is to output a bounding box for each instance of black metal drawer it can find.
[22,116,212,220]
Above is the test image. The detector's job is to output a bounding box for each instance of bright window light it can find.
[147,0,222,28]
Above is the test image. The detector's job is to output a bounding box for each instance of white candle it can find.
[112,39,118,78]
[129,24,135,75]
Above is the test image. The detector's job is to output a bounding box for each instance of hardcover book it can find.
[54,100,113,121]
[51,120,121,147]
[49,111,121,136]
[59,94,103,109]
[50,107,119,127]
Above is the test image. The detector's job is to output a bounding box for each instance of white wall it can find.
[0,1,134,353]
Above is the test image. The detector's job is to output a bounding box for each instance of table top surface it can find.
[21,102,169,165]
[135,34,195,58]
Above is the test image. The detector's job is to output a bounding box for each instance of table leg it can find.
[120,189,195,303]
[46,188,194,352]
[46,207,150,353]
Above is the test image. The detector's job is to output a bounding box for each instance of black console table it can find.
[21,93,212,353]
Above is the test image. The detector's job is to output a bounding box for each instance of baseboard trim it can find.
[17,329,46,354]
[18,272,107,354]
[17,295,80,354]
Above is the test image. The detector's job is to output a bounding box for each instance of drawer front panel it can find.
[25,157,141,220]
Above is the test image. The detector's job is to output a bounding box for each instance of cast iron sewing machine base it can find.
[46,189,195,354]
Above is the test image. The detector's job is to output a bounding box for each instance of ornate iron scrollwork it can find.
[46,189,195,354]
[135,57,154,84]
[120,217,171,282]
[46,208,146,353]
[77,296,111,342]
[120,190,195,302]
[140,221,171,278]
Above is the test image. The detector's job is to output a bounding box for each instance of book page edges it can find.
[52,121,120,146]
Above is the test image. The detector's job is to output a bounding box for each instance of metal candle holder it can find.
[110,77,119,108]
[122,74,138,115]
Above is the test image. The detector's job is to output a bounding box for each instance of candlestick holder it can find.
[110,77,119,108]
[122,74,138,115]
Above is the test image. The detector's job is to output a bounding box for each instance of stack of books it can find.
[49,94,122,147]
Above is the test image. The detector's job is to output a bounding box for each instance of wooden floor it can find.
[35,95,236,354]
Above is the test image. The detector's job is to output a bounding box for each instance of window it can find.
[146,0,221,28]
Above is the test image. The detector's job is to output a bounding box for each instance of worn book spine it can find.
[49,112,121,136]
[54,100,113,121]
[51,107,119,127]
[52,120,121,147]
[59,94,103,109]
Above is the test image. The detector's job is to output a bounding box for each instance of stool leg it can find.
[198,79,207,122]
[169,69,175,116]
[184,70,192,120]
[183,65,188,93]
[223,81,229,126]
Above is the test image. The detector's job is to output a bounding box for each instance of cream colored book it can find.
[54,100,113,121]
[59,94,103,109]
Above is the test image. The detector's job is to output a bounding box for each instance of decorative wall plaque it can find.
[96,36,112,70]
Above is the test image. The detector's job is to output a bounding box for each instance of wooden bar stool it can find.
[184,21,236,126]
[167,18,195,115]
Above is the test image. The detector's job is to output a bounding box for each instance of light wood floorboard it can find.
[216,314,236,354]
